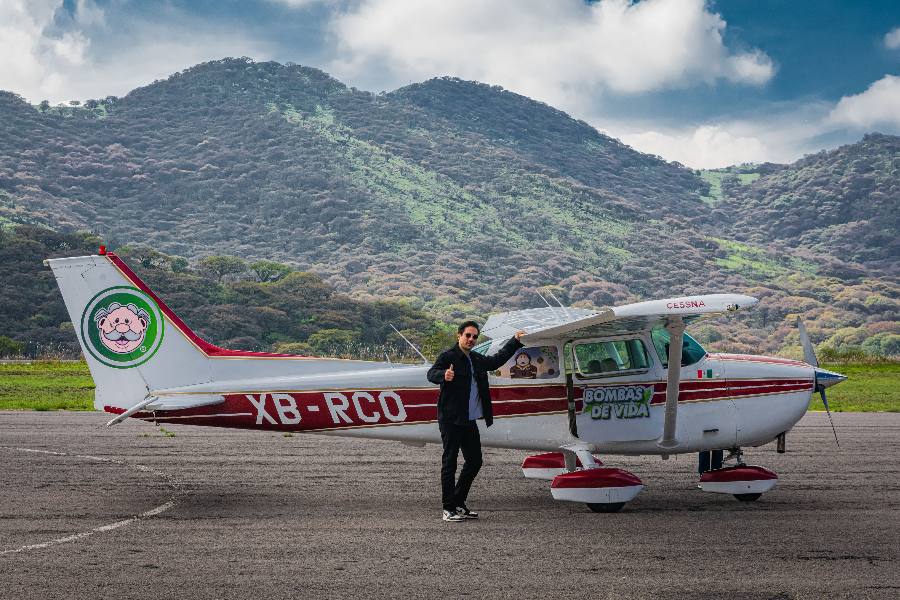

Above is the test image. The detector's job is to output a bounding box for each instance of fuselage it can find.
[133,340,815,455]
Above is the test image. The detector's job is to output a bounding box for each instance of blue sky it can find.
[2,0,898,168]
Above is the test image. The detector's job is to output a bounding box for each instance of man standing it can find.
[427,321,525,522]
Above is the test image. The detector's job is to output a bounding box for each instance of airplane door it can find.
[648,328,737,449]
[681,355,737,449]
[571,336,664,443]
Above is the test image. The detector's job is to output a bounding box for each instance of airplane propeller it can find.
[796,318,844,446]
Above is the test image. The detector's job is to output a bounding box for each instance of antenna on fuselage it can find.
[389,324,429,364]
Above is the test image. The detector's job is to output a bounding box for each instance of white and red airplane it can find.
[46,251,846,512]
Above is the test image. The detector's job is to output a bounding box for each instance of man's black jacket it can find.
[426,337,524,427]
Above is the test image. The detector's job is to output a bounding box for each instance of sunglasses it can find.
[461,333,479,340]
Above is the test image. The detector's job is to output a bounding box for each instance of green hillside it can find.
[0,58,897,359]
[718,134,899,274]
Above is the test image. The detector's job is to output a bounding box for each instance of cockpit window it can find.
[573,338,650,377]
[650,328,707,367]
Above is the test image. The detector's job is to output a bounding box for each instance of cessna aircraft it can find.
[45,251,846,513]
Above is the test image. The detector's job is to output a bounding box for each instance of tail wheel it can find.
[734,493,762,502]
[586,502,625,513]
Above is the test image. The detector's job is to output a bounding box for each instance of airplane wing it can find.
[481,293,757,345]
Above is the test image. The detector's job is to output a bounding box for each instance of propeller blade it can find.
[819,388,840,447]
[796,317,818,368]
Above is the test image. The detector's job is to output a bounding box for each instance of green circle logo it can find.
[80,287,164,368]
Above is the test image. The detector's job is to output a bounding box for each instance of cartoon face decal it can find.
[95,302,150,354]
[498,347,560,380]
[81,287,164,368]
[509,350,539,379]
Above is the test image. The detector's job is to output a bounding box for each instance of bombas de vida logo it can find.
[583,385,653,420]
[81,287,164,368]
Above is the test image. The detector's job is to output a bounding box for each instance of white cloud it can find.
[619,125,771,169]
[611,75,900,169]
[885,27,900,49]
[267,0,328,6]
[0,1,83,100]
[0,1,272,103]
[827,75,900,129]
[328,0,774,109]
[73,0,106,27]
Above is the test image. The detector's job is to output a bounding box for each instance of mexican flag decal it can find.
[697,368,714,379]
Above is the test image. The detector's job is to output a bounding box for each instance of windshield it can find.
[650,328,707,367]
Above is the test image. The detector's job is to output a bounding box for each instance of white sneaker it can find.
[442,509,465,522]
[455,506,479,519]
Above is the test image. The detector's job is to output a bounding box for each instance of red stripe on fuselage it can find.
[105,375,813,432]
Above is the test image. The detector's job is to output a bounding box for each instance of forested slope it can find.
[719,133,899,275]
[0,58,897,357]
[0,226,446,358]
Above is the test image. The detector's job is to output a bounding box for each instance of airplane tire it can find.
[734,493,762,502]
[586,502,625,513]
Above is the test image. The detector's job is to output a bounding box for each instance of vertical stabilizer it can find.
[46,254,211,412]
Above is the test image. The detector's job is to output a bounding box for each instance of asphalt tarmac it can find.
[1,411,898,600]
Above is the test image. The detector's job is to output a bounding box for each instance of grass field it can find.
[810,363,899,412]
[0,361,897,412]
[0,361,95,411]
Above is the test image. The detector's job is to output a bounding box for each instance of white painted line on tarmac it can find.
[0,446,183,556]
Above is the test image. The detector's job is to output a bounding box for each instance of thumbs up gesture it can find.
[445,363,455,381]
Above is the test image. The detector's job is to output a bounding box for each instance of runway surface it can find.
[1,411,898,599]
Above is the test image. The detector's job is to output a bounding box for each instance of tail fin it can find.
[47,252,386,417]
[46,253,213,412]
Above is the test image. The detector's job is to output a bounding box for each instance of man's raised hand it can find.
[515,330,526,340]
[445,363,455,381]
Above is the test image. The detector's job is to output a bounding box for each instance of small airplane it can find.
[45,250,846,513]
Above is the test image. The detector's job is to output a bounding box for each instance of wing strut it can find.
[658,316,684,451]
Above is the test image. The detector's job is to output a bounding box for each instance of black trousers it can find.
[698,450,724,474]
[439,421,483,511]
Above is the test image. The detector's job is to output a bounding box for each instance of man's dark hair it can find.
[457,320,481,335]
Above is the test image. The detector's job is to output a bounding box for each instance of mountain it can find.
[718,133,899,275]
[0,58,897,357]
[390,77,704,212]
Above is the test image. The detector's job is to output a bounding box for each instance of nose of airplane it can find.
[815,368,847,390]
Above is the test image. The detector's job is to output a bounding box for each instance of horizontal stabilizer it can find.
[145,394,225,411]
[105,394,225,426]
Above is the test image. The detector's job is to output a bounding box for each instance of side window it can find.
[573,338,650,377]
[493,346,561,380]
[650,328,707,367]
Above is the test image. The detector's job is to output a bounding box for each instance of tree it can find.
[0,335,23,357]
[171,257,189,273]
[198,255,247,283]
[250,260,292,282]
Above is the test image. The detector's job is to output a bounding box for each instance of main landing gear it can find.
[522,446,643,513]
[697,447,778,502]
